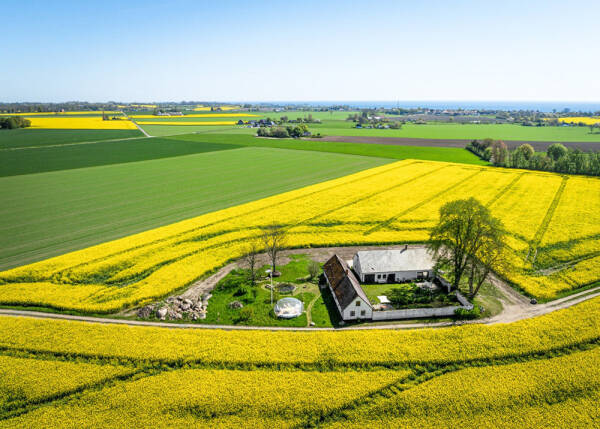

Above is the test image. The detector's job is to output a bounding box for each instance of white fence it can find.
[371,291,473,321]
[455,291,473,309]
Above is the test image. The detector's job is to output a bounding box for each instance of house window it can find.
[355,300,361,306]
[350,311,355,317]
[360,310,366,316]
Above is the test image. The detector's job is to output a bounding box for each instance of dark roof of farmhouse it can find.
[323,254,371,310]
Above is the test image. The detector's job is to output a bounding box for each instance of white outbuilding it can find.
[352,247,435,284]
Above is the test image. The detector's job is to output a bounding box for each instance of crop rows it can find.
[0,303,599,427]
[0,160,598,311]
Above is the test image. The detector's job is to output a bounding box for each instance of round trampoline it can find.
[274,297,304,319]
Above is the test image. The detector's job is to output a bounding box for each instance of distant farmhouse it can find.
[323,247,471,323]
[353,247,435,284]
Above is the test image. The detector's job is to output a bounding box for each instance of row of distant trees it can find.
[0,116,30,129]
[0,102,117,113]
[275,114,321,124]
[257,124,310,138]
[467,138,600,176]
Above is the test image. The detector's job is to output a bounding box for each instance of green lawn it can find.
[0,147,389,270]
[309,121,600,142]
[361,283,459,308]
[194,257,332,327]
[197,283,313,327]
[262,254,317,283]
[361,283,396,305]
[0,129,143,149]
[0,136,241,177]
[169,132,487,165]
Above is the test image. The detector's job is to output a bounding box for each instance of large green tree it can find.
[428,198,506,297]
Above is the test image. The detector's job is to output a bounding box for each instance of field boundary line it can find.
[0,136,149,151]
[365,169,485,234]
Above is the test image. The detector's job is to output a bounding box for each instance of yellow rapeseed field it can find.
[0,297,599,426]
[1,296,599,365]
[130,113,256,119]
[134,121,237,126]
[0,355,133,410]
[328,347,600,429]
[1,367,403,427]
[0,160,597,312]
[558,116,600,125]
[2,111,122,116]
[27,117,138,130]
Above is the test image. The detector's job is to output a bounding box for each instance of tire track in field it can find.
[295,340,600,428]
[286,164,450,229]
[528,176,569,264]
[5,339,599,425]
[486,172,526,208]
[364,169,485,235]
[0,366,149,421]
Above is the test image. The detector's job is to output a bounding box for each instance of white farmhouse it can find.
[323,255,373,321]
[353,247,435,284]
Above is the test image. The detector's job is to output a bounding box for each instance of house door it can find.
[387,273,395,283]
[365,274,375,283]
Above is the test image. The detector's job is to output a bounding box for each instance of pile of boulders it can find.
[136,293,212,321]
[228,300,243,309]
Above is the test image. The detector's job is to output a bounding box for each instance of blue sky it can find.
[2,0,599,102]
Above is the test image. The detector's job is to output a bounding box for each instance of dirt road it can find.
[121,110,151,137]
[2,244,598,331]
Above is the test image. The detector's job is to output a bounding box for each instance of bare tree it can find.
[242,240,263,285]
[262,223,287,275]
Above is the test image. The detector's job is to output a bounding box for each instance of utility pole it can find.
[266,269,274,306]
